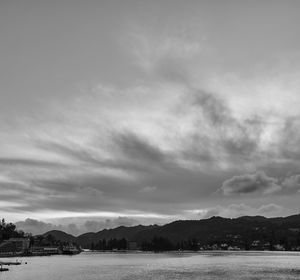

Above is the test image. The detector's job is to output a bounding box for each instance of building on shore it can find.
[30,246,60,255]
[62,244,80,255]
[0,237,30,256]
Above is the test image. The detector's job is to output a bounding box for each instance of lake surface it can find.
[1,251,300,280]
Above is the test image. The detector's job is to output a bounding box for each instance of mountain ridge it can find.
[42,214,300,249]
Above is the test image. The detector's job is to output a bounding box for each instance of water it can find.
[1,251,300,280]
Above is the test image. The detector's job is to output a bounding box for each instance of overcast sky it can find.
[1,0,300,235]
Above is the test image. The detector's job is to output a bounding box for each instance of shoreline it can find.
[2,248,300,259]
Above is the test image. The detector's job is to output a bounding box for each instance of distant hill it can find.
[76,225,157,248]
[41,214,300,249]
[43,230,76,243]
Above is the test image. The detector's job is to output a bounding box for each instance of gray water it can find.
[1,251,300,280]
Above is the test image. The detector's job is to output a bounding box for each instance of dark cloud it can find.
[23,170,217,214]
[113,132,167,164]
[220,171,300,197]
[193,90,233,126]
[222,117,263,157]
[20,174,137,212]
[35,136,172,176]
[181,90,265,168]
[0,142,227,215]
[221,171,281,195]
[0,157,65,168]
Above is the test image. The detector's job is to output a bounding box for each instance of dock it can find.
[0,261,22,265]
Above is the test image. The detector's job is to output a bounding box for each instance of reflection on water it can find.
[1,251,300,280]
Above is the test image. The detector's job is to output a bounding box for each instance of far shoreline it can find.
[2,249,300,259]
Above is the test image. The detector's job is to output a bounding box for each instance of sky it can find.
[1,0,300,235]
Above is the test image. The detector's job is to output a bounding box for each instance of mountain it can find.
[43,230,76,243]
[76,225,157,248]
[42,214,300,250]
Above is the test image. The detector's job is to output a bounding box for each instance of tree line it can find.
[89,238,127,250]
[88,236,200,251]
[0,218,25,242]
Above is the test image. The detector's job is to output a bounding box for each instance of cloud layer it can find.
[1,1,300,226]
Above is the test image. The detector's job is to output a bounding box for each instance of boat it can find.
[0,267,9,272]
[0,264,9,272]
[0,260,21,265]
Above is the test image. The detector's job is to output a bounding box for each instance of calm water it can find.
[1,251,300,280]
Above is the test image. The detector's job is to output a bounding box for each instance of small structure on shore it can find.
[62,244,80,255]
